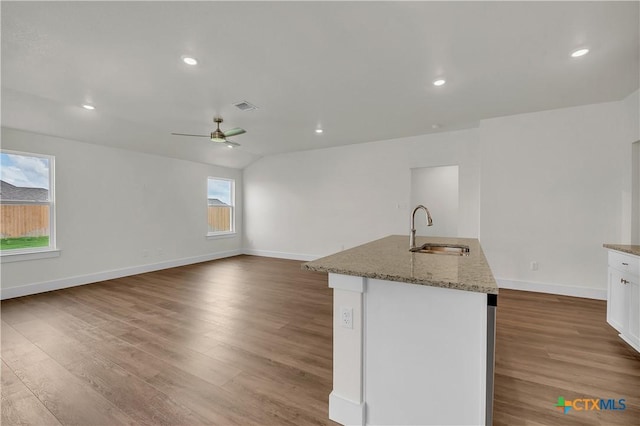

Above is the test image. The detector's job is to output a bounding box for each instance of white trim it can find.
[242,248,318,261]
[329,273,365,293]
[1,248,61,263]
[1,249,242,300]
[497,278,607,300]
[619,333,640,353]
[329,391,365,426]
[206,232,237,240]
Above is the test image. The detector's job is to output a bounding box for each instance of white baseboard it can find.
[242,248,319,262]
[1,249,242,300]
[497,278,607,300]
[619,333,640,353]
[329,391,365,426]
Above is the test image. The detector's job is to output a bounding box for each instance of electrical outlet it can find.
[530,261,538,271]
[142,249,149,258]
[340,306,353,329]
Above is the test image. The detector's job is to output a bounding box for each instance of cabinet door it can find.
[625,275,640,350]
[608,268,627,334]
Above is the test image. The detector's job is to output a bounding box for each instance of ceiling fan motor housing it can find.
[211,116,226,141]
[211,129,226,141]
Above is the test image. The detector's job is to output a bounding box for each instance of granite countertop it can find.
[603,244,640,257]
[302,235,498,294]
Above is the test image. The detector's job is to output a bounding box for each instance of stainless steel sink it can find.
[410,243,470,256]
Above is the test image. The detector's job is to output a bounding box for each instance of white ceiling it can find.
[2,1,639,169]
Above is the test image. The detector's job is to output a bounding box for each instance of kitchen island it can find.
[303,235,498,426]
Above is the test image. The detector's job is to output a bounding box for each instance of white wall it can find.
[633,141,640,245]
[410,165,459,237]
[1,128,243,298]
[626,91,640,245]
[244,93,639,297]
[622,90,640,144]
[479,97,637,295]
[243,128,481,259]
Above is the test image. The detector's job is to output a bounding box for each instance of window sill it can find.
[1,248,61,263]
[206,232,237,240]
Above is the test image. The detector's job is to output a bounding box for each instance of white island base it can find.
[329,273,494,426]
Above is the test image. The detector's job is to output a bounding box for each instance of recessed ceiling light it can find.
[182,56,198,65]
[315,129,323,134]
[433,79,446,87]
[82,104,95,110]
[570,48,589,58]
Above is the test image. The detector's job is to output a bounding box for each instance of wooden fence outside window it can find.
[0,204,49,237]
[208,206,232,232]
[1,205,229,237]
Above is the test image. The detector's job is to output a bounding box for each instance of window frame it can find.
[0,149,58,261]
[206,176,235,237]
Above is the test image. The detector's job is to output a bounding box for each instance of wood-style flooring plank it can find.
[1,321,136,426]
[1,361,62,426]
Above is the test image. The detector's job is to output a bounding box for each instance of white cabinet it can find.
[607,250,640,352]
[627,278,640,347]
[608,268,628,333]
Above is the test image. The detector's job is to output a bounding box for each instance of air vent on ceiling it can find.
[233,100,258,112]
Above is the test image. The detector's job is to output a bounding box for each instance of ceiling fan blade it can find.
[223,127,246,137]
[171,133,210,138]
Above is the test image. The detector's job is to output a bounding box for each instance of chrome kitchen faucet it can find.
[410,205,433,249]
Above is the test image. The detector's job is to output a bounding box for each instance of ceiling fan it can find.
[171,116,246,147]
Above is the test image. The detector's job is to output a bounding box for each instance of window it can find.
[207,177,234,235]
[0,150,55,254]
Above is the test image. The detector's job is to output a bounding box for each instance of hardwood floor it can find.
[494,290,640,426]
[2,256,336,426]
[2,255,639,425]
